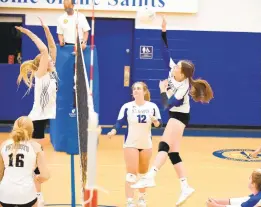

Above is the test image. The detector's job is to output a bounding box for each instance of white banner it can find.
[0,0,198,13]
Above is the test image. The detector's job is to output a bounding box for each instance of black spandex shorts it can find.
[32,119,49,139]
[169,111,190,126]
[0,198,37,207]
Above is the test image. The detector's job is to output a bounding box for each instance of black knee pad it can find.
[158,141,170,153]
[168,152,182,165]
[34,167,40,175]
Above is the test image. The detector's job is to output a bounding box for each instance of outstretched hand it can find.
[38,16,47,28]
[161,15,167,31]
[15,26,25,32]
[38,16,44,26]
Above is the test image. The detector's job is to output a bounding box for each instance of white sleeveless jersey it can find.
[0,140,37,204]
[116,101,162,149]
[29,72,57,121]
[168,68,190,113]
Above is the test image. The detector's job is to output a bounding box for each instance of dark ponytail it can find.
[189,77,213,103]
[181,61,214,103]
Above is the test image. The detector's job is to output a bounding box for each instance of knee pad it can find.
[168,152,182,165]
[34,167,40,175]
[126,173,137,183]
[158,141,170,153]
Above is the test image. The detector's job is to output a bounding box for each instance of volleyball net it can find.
[73,0,102,205]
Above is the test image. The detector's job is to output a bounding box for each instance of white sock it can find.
[138,192,146,199]
[127,198,134,203]
[180,177,189,190]
[146,166,158,178]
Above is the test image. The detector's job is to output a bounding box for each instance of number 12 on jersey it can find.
[137,115,146,123]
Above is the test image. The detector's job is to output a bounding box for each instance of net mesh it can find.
[75,33,89,197]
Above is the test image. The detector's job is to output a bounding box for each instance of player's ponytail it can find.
[140,82,151,101]
[144,90,150,101]
[11,116,34,155]
[180,60,214,103]
[17,54,40,89]
[11,128,29,144]
[189,77,213,103]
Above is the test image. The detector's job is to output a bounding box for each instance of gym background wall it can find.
[1,0,261,128]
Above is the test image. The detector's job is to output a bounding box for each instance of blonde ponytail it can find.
[11,116,33,156]
[144,89,150,101]
[17,54,41,89]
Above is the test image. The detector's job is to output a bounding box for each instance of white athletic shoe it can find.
[37,199,45,207]
[176,186,195,206]
[37,193,45,207]
[131,176,156,189]
[127,200,136,207]
[137,197,147,207]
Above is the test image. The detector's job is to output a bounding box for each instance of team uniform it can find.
[113,101,162,150]
[160,31,190,126]
[28,72,57,139]
[227,193,261,207]
[0,140,39,207]
[131,31,195,206]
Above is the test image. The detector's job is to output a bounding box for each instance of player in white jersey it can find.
[0,116,50,207]
[206,169,261,207]
[107,81,162,207]
[131,16,214,206]
[16,17,57,207]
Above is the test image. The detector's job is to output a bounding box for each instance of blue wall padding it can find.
[50,45,99,155]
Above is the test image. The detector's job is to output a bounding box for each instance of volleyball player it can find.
[0,116,50,207]
[16,17,57,207]
[107,82,162,207]
[131,16,214,206]
[206,169,261,207]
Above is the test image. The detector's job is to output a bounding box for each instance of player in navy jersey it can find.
[15,17,57,207]
[206,169,261,207]
[131,16,214,206]
[107,81,162,207]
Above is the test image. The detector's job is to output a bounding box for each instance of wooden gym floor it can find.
[0,132,261,207]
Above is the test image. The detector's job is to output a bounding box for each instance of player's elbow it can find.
[167,97,183,108]
[161,93,183,109]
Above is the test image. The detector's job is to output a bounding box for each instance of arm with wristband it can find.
[107,104,128,138]
[160,16,176,70]
[160,81,188,110]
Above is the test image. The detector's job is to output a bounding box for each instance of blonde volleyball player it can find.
[206,169,261,207]
[107,82,162,207]
[131,16,214,206]
[0,116,50,207]
[15,17,57,207]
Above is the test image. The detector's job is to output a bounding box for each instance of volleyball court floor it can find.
[0,131,261,207]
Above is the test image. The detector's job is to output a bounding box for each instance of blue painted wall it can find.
[1,19,261,127]
[134,29,261,126]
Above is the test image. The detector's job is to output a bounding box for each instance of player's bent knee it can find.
[158,141,170,153]
[168,152,182,165]
[126,173,137,183]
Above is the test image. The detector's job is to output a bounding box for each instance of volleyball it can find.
[136,8,156,24]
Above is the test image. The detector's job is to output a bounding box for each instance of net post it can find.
[71,155,76,207]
